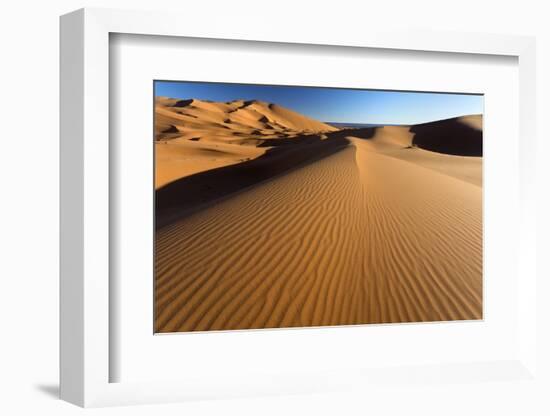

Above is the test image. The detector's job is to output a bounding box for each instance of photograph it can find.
[154,80,483,333]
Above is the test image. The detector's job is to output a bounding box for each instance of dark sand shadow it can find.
[156,128,375,229]
[411,118,482,156]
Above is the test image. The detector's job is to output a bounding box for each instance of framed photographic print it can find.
[60,8,538,408]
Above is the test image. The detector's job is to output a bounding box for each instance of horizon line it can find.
[155,95,482,126]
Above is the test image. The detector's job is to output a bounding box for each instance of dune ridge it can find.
[155,140,482,332]
[357,125,482,186]
[155,97,338,189]
[411,115,483,156]
[154,103,483,332]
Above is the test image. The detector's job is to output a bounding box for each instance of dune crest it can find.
[349,124,482,186]
[411,115,483,156]
[155,97,337,188]
[156,135,482,332]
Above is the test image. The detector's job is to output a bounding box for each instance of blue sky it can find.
[155,80,483,125]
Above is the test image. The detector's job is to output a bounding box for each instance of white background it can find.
[1,1,549,415]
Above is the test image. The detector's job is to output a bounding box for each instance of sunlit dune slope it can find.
[155,108,483,332]
[155,97,337,188]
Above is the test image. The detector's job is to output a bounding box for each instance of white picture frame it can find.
[60,7,538,407]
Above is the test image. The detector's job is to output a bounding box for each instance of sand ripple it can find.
[155,138,482,332]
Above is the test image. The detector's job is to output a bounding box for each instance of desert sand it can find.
[155,97,337,188]
[155,98,483,333]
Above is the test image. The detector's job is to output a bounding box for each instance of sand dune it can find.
[155,97,337,188]
[155,103,483,332]
[356,125,482,186]
[411,115,482,156]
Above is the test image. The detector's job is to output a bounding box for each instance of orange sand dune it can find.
[155,107,483,332]
[357,125,482,186]
[155,97,337,188]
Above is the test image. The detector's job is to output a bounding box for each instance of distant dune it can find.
[155,97,337,189]
[360,125,482,186]
[411,115,483,156]
[155,99,483,333]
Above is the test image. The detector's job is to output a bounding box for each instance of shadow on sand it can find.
[411,118,482,156]
[156,128,375,229]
